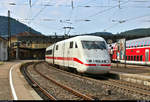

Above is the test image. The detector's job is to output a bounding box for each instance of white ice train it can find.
[45,35,111,74]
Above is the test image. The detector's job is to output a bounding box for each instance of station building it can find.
[10,32,73,60]
[0,36,8,61]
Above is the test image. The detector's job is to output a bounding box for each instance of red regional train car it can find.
[111,37,150,65]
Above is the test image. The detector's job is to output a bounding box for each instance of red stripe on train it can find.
[85,64,111,66]
[73,58,84,64]
[101,64,111,66]
[45,56,111,66]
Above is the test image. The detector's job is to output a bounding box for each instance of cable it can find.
[31,0,39,7]
[28,0,59,25]
[88,0,130,18]
[124,13,150,22]
[28,5,47,24]
[104,13,150,31]
[77,0,97,6]
[104,23,120,31]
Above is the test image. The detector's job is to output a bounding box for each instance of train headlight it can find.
[87,60,92,63]
[104,60,106,63]
[106,60,109,63]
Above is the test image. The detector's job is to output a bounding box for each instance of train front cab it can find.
[76,40,111,74]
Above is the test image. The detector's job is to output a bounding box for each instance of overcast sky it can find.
[0,0,150,35]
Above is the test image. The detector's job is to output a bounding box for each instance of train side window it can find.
[137,56,139,61]
[56,45,58,50]
[140,55,143,61]
[134,56,136,61]
[75,43,78,48]
[46,50,52,55]
[128,56,130,60]
[131,56,133,61]
[70,41,73,48]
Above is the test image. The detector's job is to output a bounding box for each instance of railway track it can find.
[83,75,150,99]
[43,61,150,100]
[101,79,150,99]
[21,63,57,100]
[22,62,95,100]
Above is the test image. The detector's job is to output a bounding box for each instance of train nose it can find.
[85,66,111,74]
[77,63,111,74]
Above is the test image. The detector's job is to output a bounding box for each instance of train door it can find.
[64,41,68,67]
[68,41,74,67]
[64,42,69,67]
[145,49,149,62]
[62,42,65,66]
[53,44,56,64]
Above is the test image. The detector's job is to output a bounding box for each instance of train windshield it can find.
[81,41,107,49]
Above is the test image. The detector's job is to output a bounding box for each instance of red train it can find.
[111,37,150,65]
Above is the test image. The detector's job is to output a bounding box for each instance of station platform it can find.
[1,60,150,100]
[0,60,42,100]
[110,64,150,86]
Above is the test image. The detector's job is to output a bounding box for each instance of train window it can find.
[126,56,127,60]
[144,41,147,46]
[131,56,133,61]
[128,56,130,60]
[56,45,58,50]
[140,55,143,61]
[81,41,106,49]
[148,41,150,45]
[46,50,52,55]
[134,56,136,61]
[70,41,73,48]
[137,56,139,61]
[75,43,78,48]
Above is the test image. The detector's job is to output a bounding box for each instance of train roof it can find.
[126,36,150,47]
[111,36,150,50]
[55,35,105,44]
[46,35,105,51]
[68,35,104,41]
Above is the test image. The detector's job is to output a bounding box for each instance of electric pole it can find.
[71,0,74,9]
[124,36,126,68]
[29,0,32,8]
[8,10,11,60]
[118,0,121,9]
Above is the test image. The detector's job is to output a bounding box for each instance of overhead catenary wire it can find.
[73,0,139,34]
[31,0,39,7]
[104,12,150,31]
[28,6,47,24]
[3,0,150,35]
[27,0,57,25]
[88,0,130,18]
[77,0,97,7]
